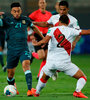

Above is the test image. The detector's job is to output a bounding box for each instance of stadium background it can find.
[0,0,90,54]
[0,0,90,99]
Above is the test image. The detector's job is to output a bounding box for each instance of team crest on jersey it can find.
[22,20,26,24]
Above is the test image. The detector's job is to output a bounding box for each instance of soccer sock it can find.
[75,76,87,92]
[37,60,46,77]
[32,52,39,59]
[36,77,47,94]
[7,77,15,85]
[0,52,4,67]
[25,70,32,90]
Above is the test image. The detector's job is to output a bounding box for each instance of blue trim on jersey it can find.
[0,52,3,55]
[31,23,34,27]
[25,70,31,75]
[7,77,15,82]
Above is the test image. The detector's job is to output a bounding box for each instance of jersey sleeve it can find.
[73,19,80,29]
[29,11,36,21]
[47,28,53,37]
[26,17,34,28]
[47,16,53,24]
[72,28,82,36]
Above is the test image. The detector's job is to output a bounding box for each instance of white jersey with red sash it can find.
[46,26,81,63]
[47,14,80,29]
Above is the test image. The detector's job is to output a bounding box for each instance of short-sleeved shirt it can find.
[47,14,80,29]
[29,9,52,34]
[46,26,81,63]
[1,15,33,52]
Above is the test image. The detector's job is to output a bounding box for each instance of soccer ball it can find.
[4,85,16,97]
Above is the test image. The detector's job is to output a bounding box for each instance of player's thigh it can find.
[64,63,79,77]
[20,50,31,64]
[42,61,57,77]
[37,49,45,59]
[7,53,19,69]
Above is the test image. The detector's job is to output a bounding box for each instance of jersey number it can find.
[15,23,21,28]
[57,34,65,47]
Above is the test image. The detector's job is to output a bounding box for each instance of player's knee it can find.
[73,69,87,80]
[37,50,45,59]
[80,75,87,81]
[22,60,30,71]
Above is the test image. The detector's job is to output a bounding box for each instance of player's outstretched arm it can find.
[80,30,90,35]
[32,35,51,46]
[72,35,81,51]
[32,25,44,39]
[33,21,52,27]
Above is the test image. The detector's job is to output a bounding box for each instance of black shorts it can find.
[7,49,32,69]
[34,33,48,52]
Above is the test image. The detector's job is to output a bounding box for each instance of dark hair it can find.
[59,15,69,24]
[11,2,21,9]
[59,1,69,8]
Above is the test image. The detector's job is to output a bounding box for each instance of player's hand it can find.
[72,41,76,51]
[0,12,5,16]
[32,40,38,46]
[33,21,37,25]
[41,44,46,48]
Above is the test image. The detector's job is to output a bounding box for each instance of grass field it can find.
[0,54,90,100]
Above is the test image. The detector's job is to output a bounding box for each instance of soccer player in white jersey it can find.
[33,1,81,80]
[31,15,90,98]
[34,1,81,50]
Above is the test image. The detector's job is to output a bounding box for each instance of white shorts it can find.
[41,60,79,77]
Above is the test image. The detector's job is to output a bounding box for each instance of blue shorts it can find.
[7,50,32,69]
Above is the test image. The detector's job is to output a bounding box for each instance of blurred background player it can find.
[33,0,81,80]
[31,15,89,98]
[0,27,6,72]
[0,2,43,96]
[51,0,60,15]
[28,0,52,80]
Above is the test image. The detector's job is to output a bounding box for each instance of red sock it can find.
[32,52,39,59]
[38,60,46,77]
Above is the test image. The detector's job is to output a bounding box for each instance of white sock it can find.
[36,79,46,94]
[75,77,86,92]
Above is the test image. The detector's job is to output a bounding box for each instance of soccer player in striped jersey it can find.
[31,15,89,98]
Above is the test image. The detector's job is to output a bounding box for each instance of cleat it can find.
[73,91,88,98]
[27,90,33,96]
[52,72,58,81]
[14,83,19,95]
[31,88,39,97]
[16,90,19,95]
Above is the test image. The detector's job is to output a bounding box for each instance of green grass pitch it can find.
[0,54,90,100]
